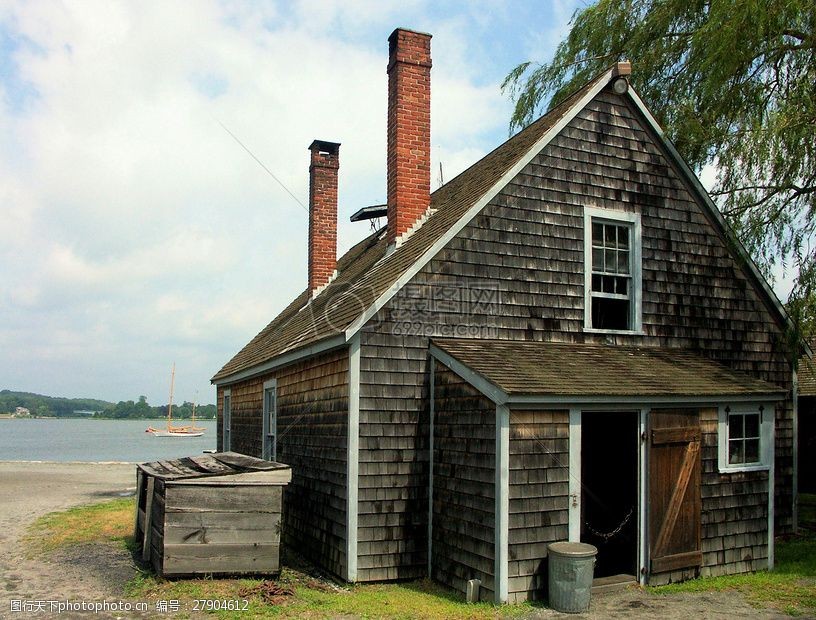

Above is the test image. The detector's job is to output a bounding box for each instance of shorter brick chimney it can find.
[386,28,432,245]
[308,139,340,292]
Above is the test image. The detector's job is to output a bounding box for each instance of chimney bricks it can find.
[386,28,432,244]
[308,140,340,292]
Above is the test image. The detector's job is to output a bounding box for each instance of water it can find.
[0,418,217,463]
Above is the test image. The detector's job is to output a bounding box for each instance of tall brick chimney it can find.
[308,139,340,292]
[386,28,432,245]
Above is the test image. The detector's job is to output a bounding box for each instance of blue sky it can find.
[0,0,792,406]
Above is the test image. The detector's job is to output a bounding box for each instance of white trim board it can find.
[346,334,361,582]
[262,378,277,461]
[568,408,582,543]
[494,403,510,604]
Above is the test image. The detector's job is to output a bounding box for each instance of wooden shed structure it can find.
[135,452,291,577]
[211,28,802,603]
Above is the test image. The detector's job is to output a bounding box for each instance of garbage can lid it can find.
[548,541,598,558]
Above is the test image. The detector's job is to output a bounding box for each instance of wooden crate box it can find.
[134,452,292,577]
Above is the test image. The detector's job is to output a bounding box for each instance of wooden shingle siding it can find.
[356,84,791,581]
[431,363,496,600]
[357,332,429,582]
[698,407,769,577]
[507,409,569,601]
[216,348,349,579]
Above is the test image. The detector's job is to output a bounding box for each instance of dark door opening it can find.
[581,411,638,578]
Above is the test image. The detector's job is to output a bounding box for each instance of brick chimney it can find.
[386,28,432,245]
[308,139,340,292]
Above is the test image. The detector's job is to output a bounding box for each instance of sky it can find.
[0,0,794,407]
[0,0,585,405]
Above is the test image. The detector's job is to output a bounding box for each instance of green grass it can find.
[650,529,816,616]
[24,497,135,555]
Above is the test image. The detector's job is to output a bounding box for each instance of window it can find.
[262,379,277,461]
[584,208,642,332]
[718,403,771,472]
[222,389,231,451]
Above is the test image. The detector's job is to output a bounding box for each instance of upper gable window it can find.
[584,208,642,332]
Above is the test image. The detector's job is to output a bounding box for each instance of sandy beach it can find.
[0,461,138,619]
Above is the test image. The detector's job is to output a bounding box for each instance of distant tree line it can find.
[0,390,113,417]
[0,390,216,419]
[93,395,216,420]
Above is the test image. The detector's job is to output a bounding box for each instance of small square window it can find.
[718,404,770,472]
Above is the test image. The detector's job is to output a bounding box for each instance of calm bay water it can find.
[0,418,217,463]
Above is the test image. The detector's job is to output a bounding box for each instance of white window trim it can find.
[222,388,231,452]
[583,207,643,333]
[262,379,277,461]
[717,402,773,473]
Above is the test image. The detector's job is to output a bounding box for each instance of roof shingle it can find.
[432,339,784,399]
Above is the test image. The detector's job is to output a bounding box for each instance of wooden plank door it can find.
[648,408,702,575]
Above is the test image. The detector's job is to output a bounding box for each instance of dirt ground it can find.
[0,461,802,619]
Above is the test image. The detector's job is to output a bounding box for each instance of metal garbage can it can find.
[547,541,597,613]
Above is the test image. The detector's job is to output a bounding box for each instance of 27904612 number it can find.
[192,599,249,611]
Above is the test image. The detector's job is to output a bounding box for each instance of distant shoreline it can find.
[0,416,216,421]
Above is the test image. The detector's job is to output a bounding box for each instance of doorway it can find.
[581,411,639,578]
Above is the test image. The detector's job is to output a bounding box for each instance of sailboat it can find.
[146,364,205,437]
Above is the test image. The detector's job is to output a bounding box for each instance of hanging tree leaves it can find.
[503,0,815,330]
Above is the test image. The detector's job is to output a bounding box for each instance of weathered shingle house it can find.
[212,28,800,603]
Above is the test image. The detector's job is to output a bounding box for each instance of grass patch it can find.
[25,497,135,555]
[126,569,533,619]
[650,529,816,616]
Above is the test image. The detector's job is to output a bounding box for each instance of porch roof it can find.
[430,339,785,402]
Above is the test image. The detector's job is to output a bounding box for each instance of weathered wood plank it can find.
[165,485,282,512]
[163,543,281,575]
[141,477,155,561]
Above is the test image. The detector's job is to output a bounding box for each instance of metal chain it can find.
[585,506,635,541]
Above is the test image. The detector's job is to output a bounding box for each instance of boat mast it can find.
[167,362,175,431]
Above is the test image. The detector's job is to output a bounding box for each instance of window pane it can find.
[744,413,760,438]
[592,248,603,271]
[618,227,629,249]
[605,249,616,272]
[744,438,760,463]
[592,297,630,330]
[729,440,744,464]
[592,274,602,291]
[605,224,617,246]
[603,275,615,294]
[592,222,603,243]
[618,250,630,274]
[615,276,629,295]
[729,413,745,439]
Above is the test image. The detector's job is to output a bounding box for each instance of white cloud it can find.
[0,0,534,404]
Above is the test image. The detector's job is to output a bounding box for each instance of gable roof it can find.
[430,339,784,405]
[212,67,793,385]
